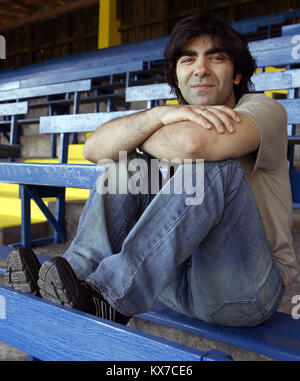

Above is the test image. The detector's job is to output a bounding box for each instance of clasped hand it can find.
[159,104,241,134]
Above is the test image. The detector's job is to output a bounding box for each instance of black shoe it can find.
[37,256,131,325]
[5,247,41,296]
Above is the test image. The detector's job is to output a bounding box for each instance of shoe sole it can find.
[37,257,80,308]
[5,248,41,295]
[38,257,132,325]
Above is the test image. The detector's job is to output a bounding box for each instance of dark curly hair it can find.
[164,13,257,104]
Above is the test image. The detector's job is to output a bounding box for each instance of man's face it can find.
[176,35,241,108]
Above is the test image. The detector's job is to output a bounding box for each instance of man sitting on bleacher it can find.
[6,13,298,327]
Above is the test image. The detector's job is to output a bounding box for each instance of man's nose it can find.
[193,57,210,77]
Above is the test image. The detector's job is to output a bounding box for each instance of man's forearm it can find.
[141,122,204,161]
[142,112,260,162]
[82,108,164,163]
[82,104,241,163]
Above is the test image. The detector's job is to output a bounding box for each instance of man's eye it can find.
[180,57,194,64]
[209,55,225,62]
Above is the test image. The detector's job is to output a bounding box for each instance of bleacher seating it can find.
[0,101,27,159]
[282,23,300,36]
[0,113,235,361]
[0,79,92,154]
[0,109,299,361]
[0,17,300,361]
[0,266,232,361]
[232,9,300,37]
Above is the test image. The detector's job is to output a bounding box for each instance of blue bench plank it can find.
[0,102,28,116]
[252,69,299,91]
[278,99,300,124]
[0,162,102,188]
[0,36,168,83]
[125,69,300,102]
[0,81,20,91]
[0,80,92,102]
[0,284,226,361]
[282,24,300,36]
[249,34,298,51]
[0,252,297,361]
[39,110,145,134]
[126,70,300,102]
[126,83,175,102]
[249,34,300,66]
[140,301,300,361]
[233,10,300,34]
[19,61,144,89]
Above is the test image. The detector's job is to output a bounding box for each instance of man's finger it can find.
[195,108,230,133]
[212,105,241,122]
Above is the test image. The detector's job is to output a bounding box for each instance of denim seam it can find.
[111,195,140,252]
[111,215,132,252]
[209,268,285,326]
[209,298,263,325]
[256,264,285,314]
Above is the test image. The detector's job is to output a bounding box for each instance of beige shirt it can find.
[235,93,298,287]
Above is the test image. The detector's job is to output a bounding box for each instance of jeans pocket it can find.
[210,298,267,327]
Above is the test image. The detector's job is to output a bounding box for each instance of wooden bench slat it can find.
[0,162,102,188]
[249,35,297,51]
[19,61,144,89]
[125,69,300,103]
[140,301,300,361]
[126,83,175,102]
[0,285,218,361]
[39,110,145,134]
[252,70,294,91]
[0,102,28,116]
[282,24,300,36]
[0,250,297,361]
[278,99,300,124]
[0,81,20,91]
[0,80,92,102]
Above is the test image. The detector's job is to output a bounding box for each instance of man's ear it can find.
[233,73,242,85]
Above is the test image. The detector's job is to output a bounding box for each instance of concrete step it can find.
[19,132,87,159]
[0,221,51,246]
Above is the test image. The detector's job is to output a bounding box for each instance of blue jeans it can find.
[64,153,284,327]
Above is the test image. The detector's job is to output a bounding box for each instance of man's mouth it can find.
[191,83,214,90]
